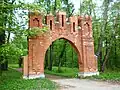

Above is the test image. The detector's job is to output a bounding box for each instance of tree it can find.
[0,0,45,74]
[0,0,16,71]
[78,0,120,72]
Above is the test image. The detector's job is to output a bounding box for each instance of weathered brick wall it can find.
[23,11,98,78]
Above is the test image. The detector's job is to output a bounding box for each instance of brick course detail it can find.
[23,11,99,79]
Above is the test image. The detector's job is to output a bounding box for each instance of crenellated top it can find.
[29,11,92,37]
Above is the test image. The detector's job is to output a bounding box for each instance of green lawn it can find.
[91,69,120,81]
[9,64,79,78]
[8,64,120,82]
[45,66,79,78]
[0,68,57,90]
[45,66,120,82]
[8,64,20,69]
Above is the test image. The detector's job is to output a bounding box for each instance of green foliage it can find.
[8,64,19,69]
[0,68,57,90]
[79,0,96,15]
[45,66,79,78]
[26,26,49,37]
[62,0,75,17]
[0,44,21,64]
[46,39,78,68]
[0,0,49,65]
[92,69,120,81]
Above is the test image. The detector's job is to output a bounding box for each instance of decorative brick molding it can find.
[23,11,99,79]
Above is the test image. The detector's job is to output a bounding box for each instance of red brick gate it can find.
[23,11,99,79]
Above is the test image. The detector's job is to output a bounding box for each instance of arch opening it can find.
[44,38,80,77]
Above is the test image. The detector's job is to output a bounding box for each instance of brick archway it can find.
[23,12,99,79]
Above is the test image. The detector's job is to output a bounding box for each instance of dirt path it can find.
[16,68,120,90]
[51,78,120,90]
[45,74,67,80]
[45,74,120,90]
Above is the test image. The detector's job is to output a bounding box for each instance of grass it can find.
[9,64,120,82]
[9,64,79,78]
[45,66,120,83]
[0,68,57,90]
[91,69,120,82]
[45,66,79,78]
[8,64,20,69]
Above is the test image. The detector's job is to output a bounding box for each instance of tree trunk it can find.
[79,0,82,15]
[54,0,57,15]
[1,61,8,71]
[48,44,53,71]
[45,50,49,69]
[96,0,110,72]
[64,46,66,71]
[101,47,111,72]
[72,48,74,68]
[99,50,103,72]
[58,40,67,72]
[0,30,7,71]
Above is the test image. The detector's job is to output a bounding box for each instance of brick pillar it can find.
[78,16,99,77]
[23,13,45,79]
[25,38,45,79]
[69,16,78,33]
[45,14,55,31]
[56,11,66,29]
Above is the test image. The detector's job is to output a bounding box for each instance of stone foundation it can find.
[23,74,45,79]
[78,72,99,77]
